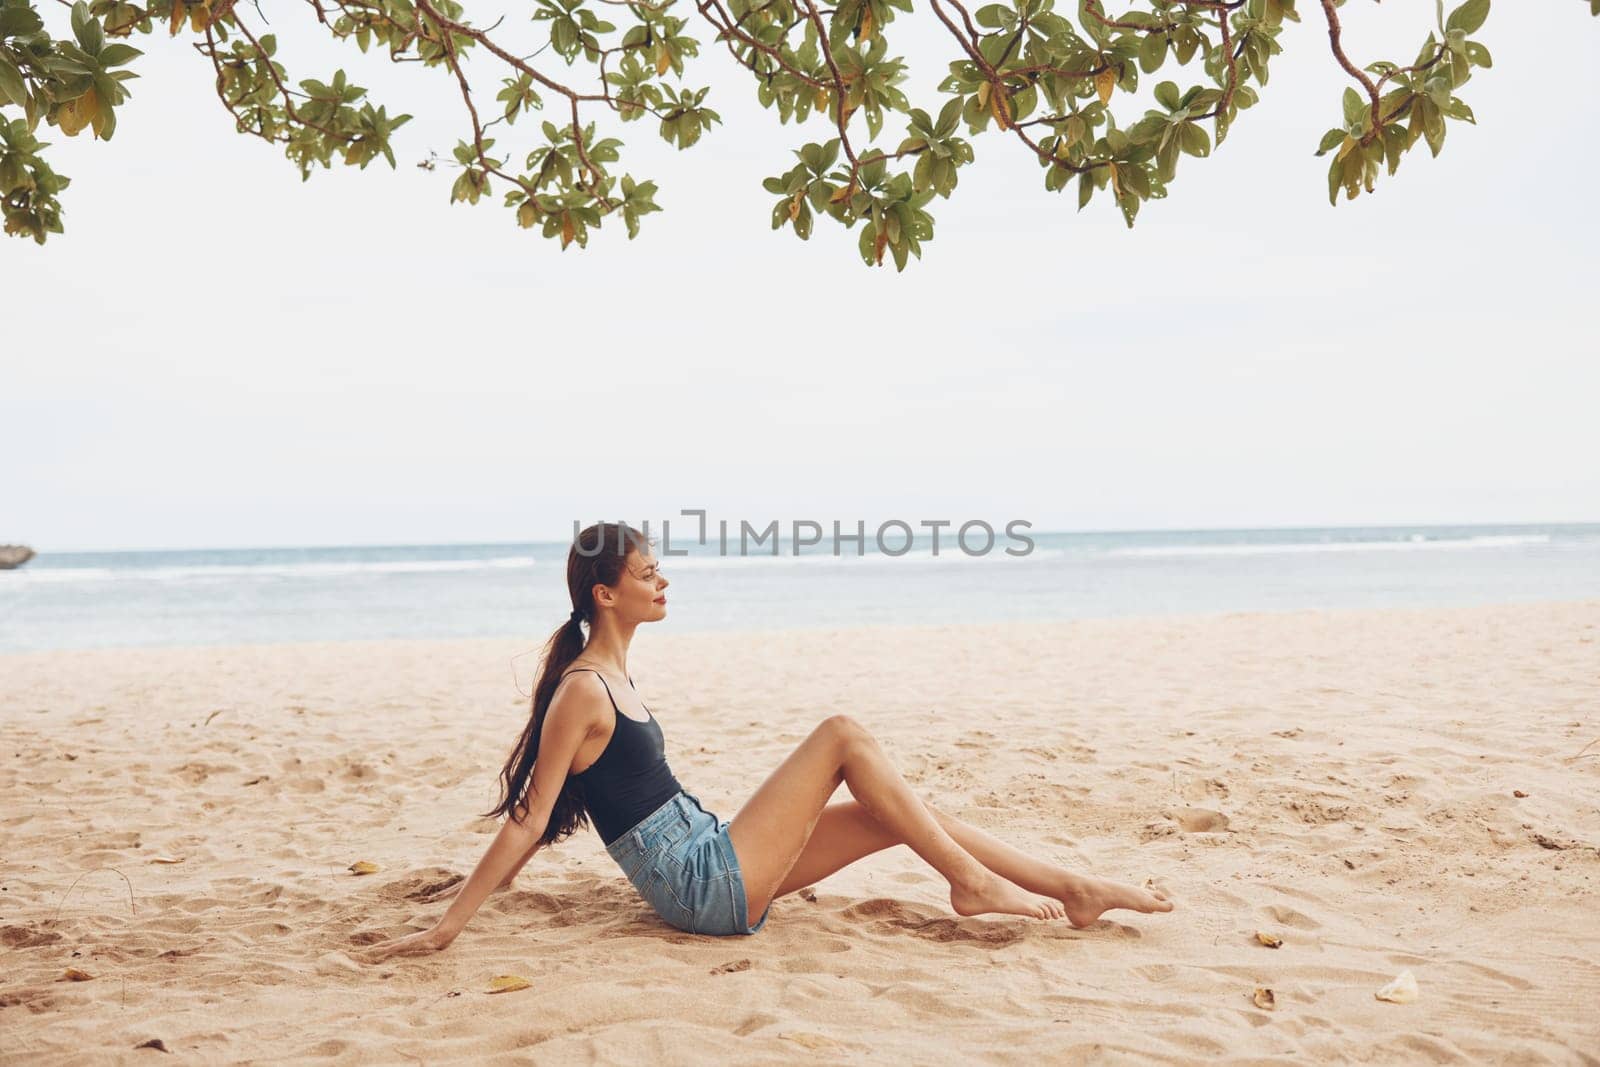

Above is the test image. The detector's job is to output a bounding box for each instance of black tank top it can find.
[564,668,684,846]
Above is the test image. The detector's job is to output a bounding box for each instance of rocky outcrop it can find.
[0,545,34,570]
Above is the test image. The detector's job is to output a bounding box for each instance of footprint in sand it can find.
[840,898,1029,946]
[80,830,143,851]
[340,761,378,781]
[0,987,62,1014]
[1165,807,1230,833]
[373,868,464,904]
[1260,903,1321,930]
[1134,963,1177,983]
[0,924,63,949]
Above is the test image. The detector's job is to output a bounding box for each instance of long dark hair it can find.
[483,521,651,846]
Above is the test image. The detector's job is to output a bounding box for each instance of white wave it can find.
[5,532,1561,584]
[8,556,538,584]
[652,546,1033,568]
[6,548,1036,584]
[1103,534,1552,559]
[0,566,121,584]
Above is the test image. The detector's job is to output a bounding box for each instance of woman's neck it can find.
[578,618,635,675]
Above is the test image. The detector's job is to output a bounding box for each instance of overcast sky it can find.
[5,3,1597,551]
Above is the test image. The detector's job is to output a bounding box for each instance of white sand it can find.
[2,600,1598,1063]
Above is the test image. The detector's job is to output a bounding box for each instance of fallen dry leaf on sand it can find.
[486,975,531,994]
[1375,970,1419,1003]
[348,861,381,876]
[1251,987,1276,1010]
[1256,931,1283,949]
[60,968,94,982]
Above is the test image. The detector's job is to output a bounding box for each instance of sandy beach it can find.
[2,599,1597,1064]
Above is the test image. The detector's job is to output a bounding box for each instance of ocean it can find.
[1,523,1596,654]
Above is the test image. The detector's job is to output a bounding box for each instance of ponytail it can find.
[481,522,648,845]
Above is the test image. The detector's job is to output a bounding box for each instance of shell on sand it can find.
[1375,970,1420,1004]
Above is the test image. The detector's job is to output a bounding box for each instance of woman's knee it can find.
[817,713,874,750]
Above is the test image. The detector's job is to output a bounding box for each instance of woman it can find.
[359,522,1172,959]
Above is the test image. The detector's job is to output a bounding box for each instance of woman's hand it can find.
[359,814,545,964]
[354,924,456,964]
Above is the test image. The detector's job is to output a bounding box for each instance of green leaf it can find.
[1442,96,1475,123]
[1425,75,1451,109]
[1341,87,1366,127]
[1156,137,1178,181]
[1445,0,1490,35]
[857,219,877,264]
[70,2,103,56]
[0,4,45,40]
[1121,162,1150,198]
[1174,24,1199,64]
[1078,0,1111,46]
[1138,33,1166,74]
[98,43,143,68]
[1382,124,1406,175]
[974,4,1011,29]
[0,54,25,107]
[1422,101,1446,156]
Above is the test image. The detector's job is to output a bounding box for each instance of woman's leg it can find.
[773,800,1175,927]
[726,715,1067,924]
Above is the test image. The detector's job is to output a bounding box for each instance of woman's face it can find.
[610,546,669,623]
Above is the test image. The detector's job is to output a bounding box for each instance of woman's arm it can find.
[437,813,546,938]
[355,675,607,963]
[499,838,544,887]
[416,838,542,904]
[356,812,547,963]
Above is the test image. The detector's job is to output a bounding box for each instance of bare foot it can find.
[950,873,1067,920]
[1054,873,1174,927]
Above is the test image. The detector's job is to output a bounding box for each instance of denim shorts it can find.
[604,789,771,936]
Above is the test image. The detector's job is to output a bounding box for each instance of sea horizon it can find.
[4,520,1598,654]
[10,515,1597,557]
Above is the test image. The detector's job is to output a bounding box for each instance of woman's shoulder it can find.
[547,669,617,731]
[558,663,616,687]
[553,666,621,707]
